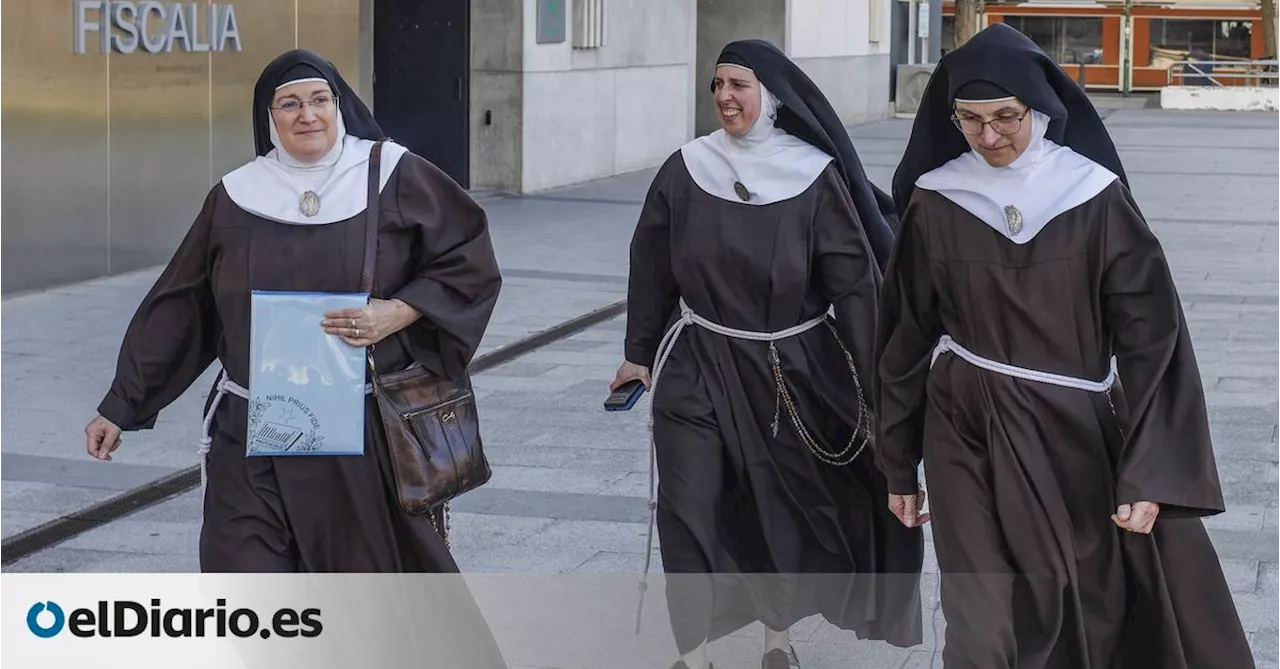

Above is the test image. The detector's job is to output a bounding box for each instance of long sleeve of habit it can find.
[1101,184,1226,518]
[814,170,882,409]
[97,190,222,431]
[624,168,679,369]
[873,199,939,495]
[391,154,502,381]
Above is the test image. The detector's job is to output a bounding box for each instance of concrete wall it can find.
[518,0,696,192]
[692,0,893,137]
[694,0,787,136]
[787,0,894,124]
[474,0,898,193]
[471,0,525,191]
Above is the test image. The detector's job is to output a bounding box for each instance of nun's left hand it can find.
[322,298,422,347]
[1112,501,1160,534]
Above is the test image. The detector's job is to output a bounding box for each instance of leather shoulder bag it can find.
[360,140,492,516]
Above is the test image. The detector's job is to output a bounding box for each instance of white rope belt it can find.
[197,370,373,491]
[930,334,1117,393]
[634,299,831,632]
[649,299,828,391]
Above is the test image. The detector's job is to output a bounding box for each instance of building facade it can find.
[2,0,894,294]
[3,0,366,294]
[470,0,893,192]
[935,0,1272,91]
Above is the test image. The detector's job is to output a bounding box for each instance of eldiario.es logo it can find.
[27,602,66,638]
[26,599,321,639]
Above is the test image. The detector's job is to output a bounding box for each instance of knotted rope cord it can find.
[633,299,872,633]
[930,334,1117,393]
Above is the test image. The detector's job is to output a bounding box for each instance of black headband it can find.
[954,79,1013,102]
[709,53,755,92]
[276,63,327,90]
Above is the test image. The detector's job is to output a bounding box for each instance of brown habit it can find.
[874,182,1254,668]
[97,152,502,574]
[626,156,925,653]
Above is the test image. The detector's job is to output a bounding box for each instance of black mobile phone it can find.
[604,379,646,411]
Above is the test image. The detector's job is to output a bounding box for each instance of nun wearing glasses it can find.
[84,47,503,593]
[876,24,1252,668]
[611,39,923,669]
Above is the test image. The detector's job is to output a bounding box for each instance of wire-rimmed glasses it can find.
[270,94,337,116]
[951,107,1030,136]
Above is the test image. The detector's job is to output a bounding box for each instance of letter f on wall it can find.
[73,1,108,54]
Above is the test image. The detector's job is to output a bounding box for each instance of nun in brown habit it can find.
[876,24,1254,668]
[612,40,923,669]
[84,48,502,591]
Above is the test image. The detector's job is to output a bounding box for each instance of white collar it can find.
[915,110,1118,243]
[222,136,409,225]
[680,74,832,205]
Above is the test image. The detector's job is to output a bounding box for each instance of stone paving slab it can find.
[0,452,180,491]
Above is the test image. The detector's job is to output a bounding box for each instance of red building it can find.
[939,0,1272,90]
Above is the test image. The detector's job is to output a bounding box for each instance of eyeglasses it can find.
[951,107,1030,136]
[270,94,337,115]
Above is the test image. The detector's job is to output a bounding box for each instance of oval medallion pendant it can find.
[1003,205,1023,235]
[733,181,751,202]
[299,190,322,217]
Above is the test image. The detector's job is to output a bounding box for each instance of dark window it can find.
[1004,16,1105,64]
[1150,19,1252,61]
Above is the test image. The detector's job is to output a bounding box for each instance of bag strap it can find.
[358,140,451,384]
[360,140,386,295]
[362,140,387,383]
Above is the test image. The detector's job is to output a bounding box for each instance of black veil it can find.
[717,39,897,271]
[890,23,1127,213]
[251,49,384,157]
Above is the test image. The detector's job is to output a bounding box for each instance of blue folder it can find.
[247,290,369,456]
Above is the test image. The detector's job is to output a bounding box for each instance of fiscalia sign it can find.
[73,1,243,54]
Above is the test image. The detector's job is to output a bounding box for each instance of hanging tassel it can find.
[635,414,658,635]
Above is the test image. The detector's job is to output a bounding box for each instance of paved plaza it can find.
[3,105,1277,667]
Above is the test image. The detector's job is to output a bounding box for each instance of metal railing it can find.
[1166,60,1280,87]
